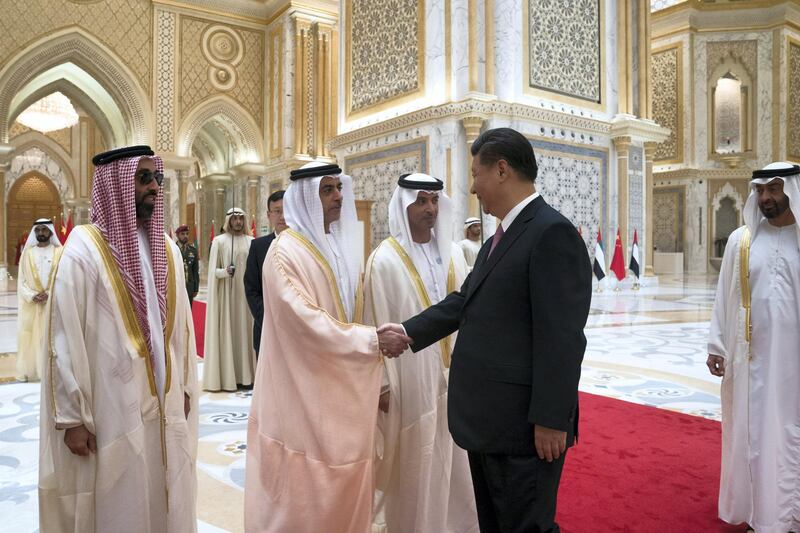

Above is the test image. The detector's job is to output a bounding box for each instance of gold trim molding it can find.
[653,167,752,180]
[330,98,612,150]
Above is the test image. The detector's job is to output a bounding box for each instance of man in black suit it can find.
[381,128,591,532]
[244,190,287,356]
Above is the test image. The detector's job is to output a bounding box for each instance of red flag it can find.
[15,232,28,265]
[62,213,74,243]
[59,218,67,243]
[250,216,257,237]
[610,228,626,281]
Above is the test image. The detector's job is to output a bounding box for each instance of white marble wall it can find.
[493,0,521,103]
[693,31,774,169]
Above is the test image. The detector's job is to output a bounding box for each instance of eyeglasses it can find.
[137,169,164,187]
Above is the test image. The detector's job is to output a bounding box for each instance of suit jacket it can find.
[403,196,591,455]
[244,232,276,352]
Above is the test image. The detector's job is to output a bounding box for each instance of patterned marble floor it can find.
[0,274,722,532]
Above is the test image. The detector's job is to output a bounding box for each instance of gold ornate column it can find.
[613,136,632,255]
[617,0,633,115]
[162,173,172,233]
[462,116,485,216]
[638,1,652,120]
[195,178,206,253]
[247,177,260,231]
[178,170,188,225]
[293,15,338,161]
[643,141,657,276]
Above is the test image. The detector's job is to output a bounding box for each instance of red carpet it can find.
[557,393,741,532]
[192,300,205,357]
[188,300,738,530]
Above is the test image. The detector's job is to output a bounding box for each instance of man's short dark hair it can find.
[267,190,285,210]
[470,127,538,182]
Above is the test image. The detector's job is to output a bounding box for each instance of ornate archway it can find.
[6,172,63,273]
[0,28,153,144]
[177,96,263,163]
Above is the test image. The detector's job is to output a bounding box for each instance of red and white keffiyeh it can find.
[90,155,167,358]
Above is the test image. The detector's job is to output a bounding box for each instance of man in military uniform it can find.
[176,224,200,306]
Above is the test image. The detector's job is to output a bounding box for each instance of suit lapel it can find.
[465,196,545,303]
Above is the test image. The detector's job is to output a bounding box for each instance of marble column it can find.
[291,14,338,161]
[616,0,634,116]
[613,136,631,254]
[215,186,227,231]
[462,116,484,217]
[0,170,6,278]
[178,170,188,226]
[644,141,657,276]
[162,172,172,234]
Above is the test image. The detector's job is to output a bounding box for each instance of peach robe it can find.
[245,229,383,533]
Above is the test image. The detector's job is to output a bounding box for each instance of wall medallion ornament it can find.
[202,25,244,91]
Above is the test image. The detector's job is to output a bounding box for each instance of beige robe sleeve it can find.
[18,248,39,303]
[48,241,95,431]
[708,226,746,360]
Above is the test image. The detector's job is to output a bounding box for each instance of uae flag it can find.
[60,212,74,244]
[593,230,606,281]
[610,228,626,281]
[629,229,640,279]
[250,216,257,237]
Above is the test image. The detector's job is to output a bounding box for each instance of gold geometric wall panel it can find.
[653,187,684,253]
[9,122,72,155]
[0,0,152,91]
[652,45,681,162]
[527,0,601,103]
[788,39,800,160]
[267,26,283,159]
[346,0,424,117]
[180,17,264,126]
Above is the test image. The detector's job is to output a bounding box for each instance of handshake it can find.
[376,323,412,358]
